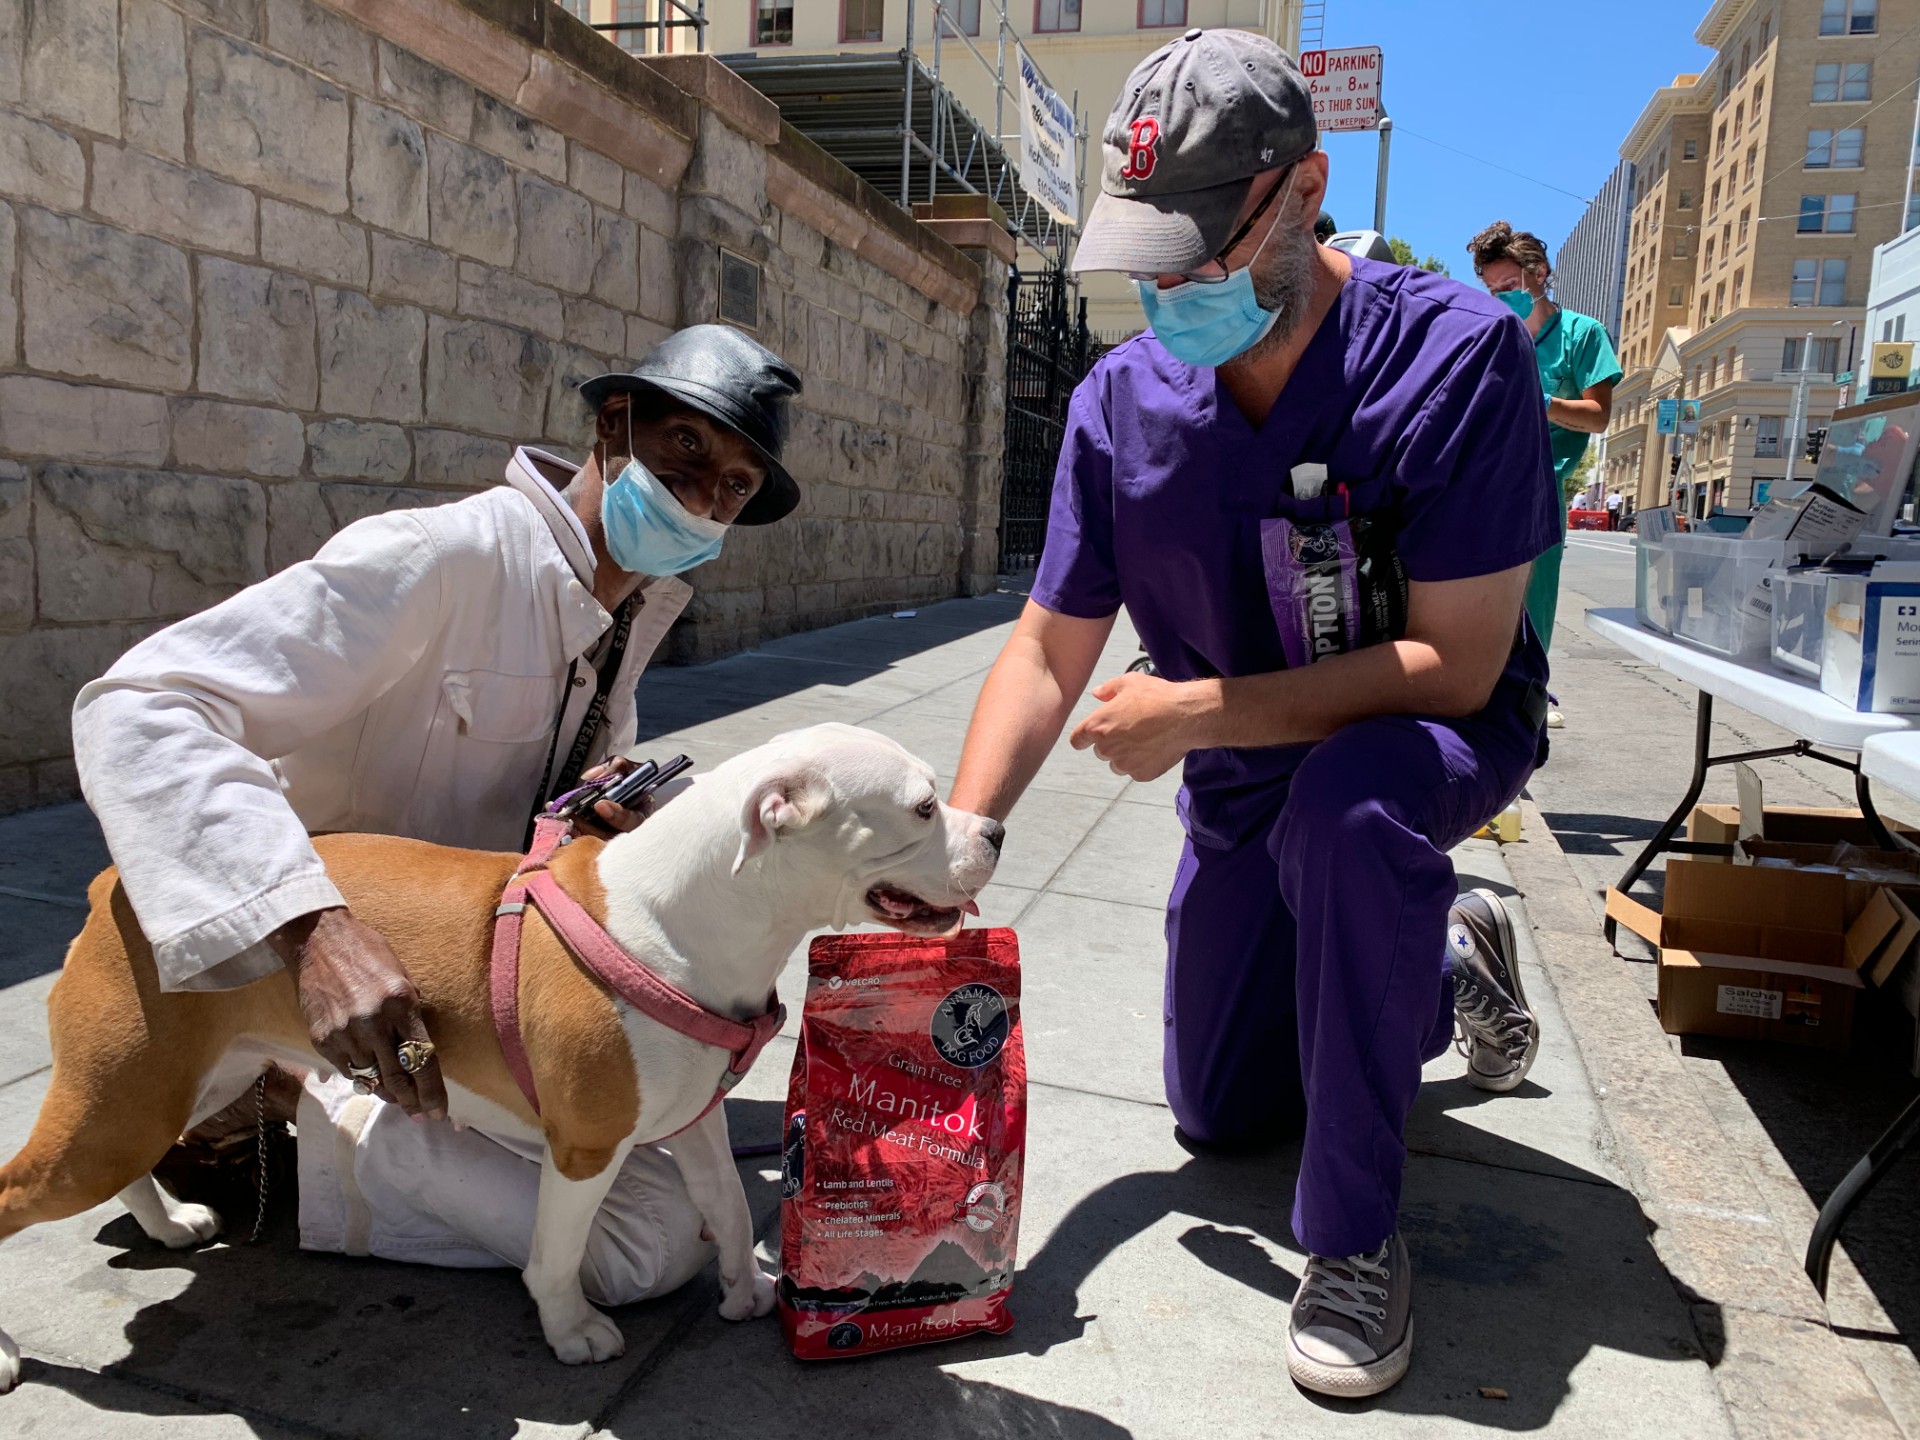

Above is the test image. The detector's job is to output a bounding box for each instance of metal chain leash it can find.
[248,1072,271,1245]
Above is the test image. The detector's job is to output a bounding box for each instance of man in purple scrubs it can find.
[951,30,1557,1398]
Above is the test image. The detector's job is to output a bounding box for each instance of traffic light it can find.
[1670,454,1682,477]
[1805,427,1829,465]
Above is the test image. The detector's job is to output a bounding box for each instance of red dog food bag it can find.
[778,927,1025,1359]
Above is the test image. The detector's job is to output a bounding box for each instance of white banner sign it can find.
[1018,49,1078,227]
[1299,46,1383,133]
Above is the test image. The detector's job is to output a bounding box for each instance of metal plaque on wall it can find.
[719,248,760,329]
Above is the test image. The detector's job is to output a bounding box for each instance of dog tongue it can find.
[963,900,981,916]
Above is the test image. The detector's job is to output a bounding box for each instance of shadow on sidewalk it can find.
[1005,1097,1722,1431]
[1681,1028,1920,1361]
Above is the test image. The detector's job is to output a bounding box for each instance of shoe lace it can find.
[1298,1246,1390,1335]
[1453,972,1530,1062]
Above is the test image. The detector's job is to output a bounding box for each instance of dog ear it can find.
[732,769,830,875]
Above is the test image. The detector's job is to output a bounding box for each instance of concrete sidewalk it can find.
[0,592,1732,1438]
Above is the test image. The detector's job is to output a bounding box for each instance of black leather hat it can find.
[579,326,803,526]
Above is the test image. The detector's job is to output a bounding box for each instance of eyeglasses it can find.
[1127,168,1293,285]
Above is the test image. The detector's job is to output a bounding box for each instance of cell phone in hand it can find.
[600,754,692,811]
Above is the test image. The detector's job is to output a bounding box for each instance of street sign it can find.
[1836,370,1856,386]
[1299,46,1383,133]
[1868,341,1913,398]
[1016,49,1077,228]
[1657,398,1678,434]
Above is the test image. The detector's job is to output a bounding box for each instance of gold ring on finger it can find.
[396,1039,436,1075]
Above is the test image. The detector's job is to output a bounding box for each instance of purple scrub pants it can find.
[1163,694,1544,1259]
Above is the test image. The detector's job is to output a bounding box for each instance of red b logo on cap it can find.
[1120,117,1160,181]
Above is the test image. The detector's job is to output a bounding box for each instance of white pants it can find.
[294,1074,715,1306]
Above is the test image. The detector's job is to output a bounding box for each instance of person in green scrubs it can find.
[1467,222,1621,725]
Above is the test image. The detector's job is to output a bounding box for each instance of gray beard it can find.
[1225,225,1319,370]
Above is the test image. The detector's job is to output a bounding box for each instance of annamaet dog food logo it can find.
[930,984,1009,1069]
[955,1181,1010,1233]
[827,1322,864,1350]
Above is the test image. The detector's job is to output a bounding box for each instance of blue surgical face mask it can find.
[600,455,727,576]
[1135,170,1296,369]
[1495,286,1535,322]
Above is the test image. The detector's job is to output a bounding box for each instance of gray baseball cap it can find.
[1073,28,1318,276]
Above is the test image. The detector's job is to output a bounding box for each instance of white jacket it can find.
[72,448,691,992]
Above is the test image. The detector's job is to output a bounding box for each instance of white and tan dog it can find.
[0,722,1002,1389]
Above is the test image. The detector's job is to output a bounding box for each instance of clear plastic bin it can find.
[1661,534,1796,661]
[1635,534,1671,633]
[1770,569,1836,678]
[1820,565,1920,712]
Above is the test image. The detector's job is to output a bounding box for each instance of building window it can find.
[1806,127,1864,167]
[1706,238,1716,269]
[1907,191,1920,232]
[1756,415,1781,457]
[1813,61,1871,101]
[1799,194,1826,231]
[1678,188,1694,210]
[614,0,651,54]
[1820,0,1877,35]
[1717,121,1728,155]
[1735,103,1745,136]
[1675,232,1691,258]
[936,0,980,33]
[1744,144,1757,186]
[1741,41,1752,75]
[1139,0,1187,25]
[1826,193,1857,231]
[1754,80,1764,111]
[1784,337,1842,372]
[1684,138,1698,160]
[1790,258,1848,305]
[842,0,885,42]
[1710,180,1722,215]
[1035,0,1080,31]
[1738,207,1751,247]
[1670,284,1684,306]
[755,0,796,45]
[1733,270,1744,308]
[1761,14,1771,47]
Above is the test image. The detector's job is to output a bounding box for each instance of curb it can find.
[1503,796,1903,1440]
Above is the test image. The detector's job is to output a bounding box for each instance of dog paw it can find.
[545,1307,626,1365]
[0,1329,19,1394]
[151,1202,222,1250]
[718,1268,776,1321]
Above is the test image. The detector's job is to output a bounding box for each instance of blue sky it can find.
[1315,0,1715,275]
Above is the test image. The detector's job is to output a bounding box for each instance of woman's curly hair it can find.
[1466,220,1553,285]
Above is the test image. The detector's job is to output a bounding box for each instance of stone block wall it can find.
[0,0,1012,812]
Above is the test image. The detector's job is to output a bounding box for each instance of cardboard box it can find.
[1607,859,1900,1051]
[1687,803,1917,858]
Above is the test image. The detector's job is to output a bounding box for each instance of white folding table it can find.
[1586,609,1909,926]
[1586,608,1918,1298]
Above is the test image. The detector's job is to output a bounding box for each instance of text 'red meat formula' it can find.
[778,928,1025,1359]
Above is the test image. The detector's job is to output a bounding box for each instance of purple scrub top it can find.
[1032,255,1559,844]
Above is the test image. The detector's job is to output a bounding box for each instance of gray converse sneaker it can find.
[1449,888,1539,1093]
[1286,1231,1413,1397]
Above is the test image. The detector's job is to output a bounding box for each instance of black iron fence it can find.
[999,269,1094,573]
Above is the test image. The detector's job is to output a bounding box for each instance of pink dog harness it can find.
[490,815,785,1125]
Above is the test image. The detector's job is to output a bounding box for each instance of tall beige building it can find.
[1604,0,1920,516]
[562,1,1289,332]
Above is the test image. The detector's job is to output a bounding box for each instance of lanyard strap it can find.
[540,593,640,809]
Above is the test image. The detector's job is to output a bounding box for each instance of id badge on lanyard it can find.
[1259,468,1408,669]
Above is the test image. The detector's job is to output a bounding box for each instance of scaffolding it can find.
[723,0,1084,273]
[587,0,708,55]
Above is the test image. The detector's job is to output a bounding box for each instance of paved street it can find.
[0,588,1745,1437]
